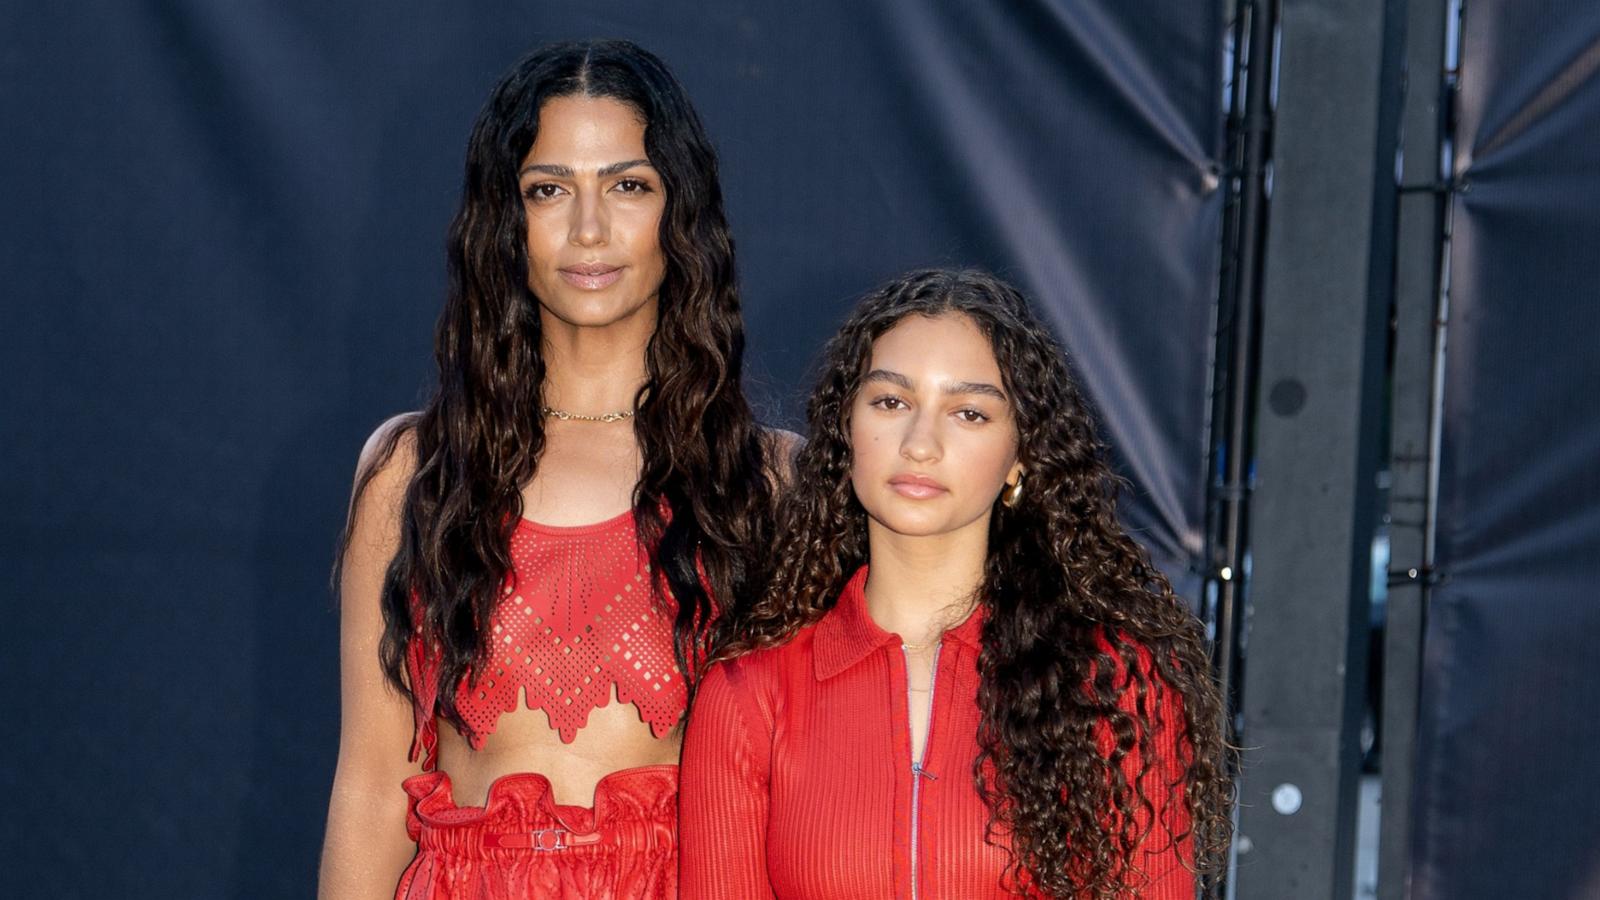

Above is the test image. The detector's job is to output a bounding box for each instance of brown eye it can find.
[523,183,563,202]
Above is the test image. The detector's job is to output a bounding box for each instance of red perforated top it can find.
[406,510,687,770]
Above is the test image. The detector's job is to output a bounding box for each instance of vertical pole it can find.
[1377,0,1454,897]
[1210,0,1277,748]
[1229,0,1406,896]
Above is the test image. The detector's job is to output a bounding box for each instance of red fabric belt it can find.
[422,818,676,857]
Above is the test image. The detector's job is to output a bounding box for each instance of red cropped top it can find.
[406,510,687,770]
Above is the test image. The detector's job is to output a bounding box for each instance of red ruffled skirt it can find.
[395,765,678,899]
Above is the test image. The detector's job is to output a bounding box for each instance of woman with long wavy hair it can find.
[319,41,784,899]
[679,269,1232,898]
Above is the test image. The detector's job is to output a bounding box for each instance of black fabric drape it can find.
[1,3,1222,894]
[1411,3,1600,897]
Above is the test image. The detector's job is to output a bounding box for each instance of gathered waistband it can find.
[401,764,679,860]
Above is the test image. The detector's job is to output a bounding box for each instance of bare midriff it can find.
[434,685,682,808]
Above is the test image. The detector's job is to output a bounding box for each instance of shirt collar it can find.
[813,565,985,681]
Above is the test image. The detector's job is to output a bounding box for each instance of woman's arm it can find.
[318,417,424,900]
[678,660,776,899]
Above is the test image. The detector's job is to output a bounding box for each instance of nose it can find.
[568,189,609,247]
[899,408,942,464]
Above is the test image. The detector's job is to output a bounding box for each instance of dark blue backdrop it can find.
[1,2,1225,895]
[1411,2,1600,897]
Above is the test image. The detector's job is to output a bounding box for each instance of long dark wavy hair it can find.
[341,40,776,740]
[722,270,1232,896]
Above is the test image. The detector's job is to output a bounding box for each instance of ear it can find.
[1005,462,1024,487]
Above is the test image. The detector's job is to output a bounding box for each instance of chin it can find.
[538,288,654,329]
[866,505,964,539]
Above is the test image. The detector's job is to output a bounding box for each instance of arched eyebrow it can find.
[862,369,1008,402]
[519,159,653,178]
[944,380,1008,402]
[863,369,913,390]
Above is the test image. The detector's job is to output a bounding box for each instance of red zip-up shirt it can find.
[679,567,1194,899]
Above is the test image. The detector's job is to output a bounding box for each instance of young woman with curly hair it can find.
[319,41,787,899]
[679,269,1232,898]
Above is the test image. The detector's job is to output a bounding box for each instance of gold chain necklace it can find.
[541,405,635,423]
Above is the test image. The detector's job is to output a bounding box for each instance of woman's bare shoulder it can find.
[345,412,421,535]
[358,413,420,481]
[355,412,422,499]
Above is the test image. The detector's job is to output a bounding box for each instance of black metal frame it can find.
[1204,3,1277,895]
[1376,0,1455,897]
[1205,0,1414,896]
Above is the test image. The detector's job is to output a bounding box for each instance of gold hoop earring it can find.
[1001,474,1025,508]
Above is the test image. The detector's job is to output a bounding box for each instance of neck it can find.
[539,307,654,414]
[862,514,990,645]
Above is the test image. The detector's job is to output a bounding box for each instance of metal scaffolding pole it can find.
[1208,0,1276,759]
[1227,0,1407,896]
[1376,0,1455,897]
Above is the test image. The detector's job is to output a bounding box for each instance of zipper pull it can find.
[912,763,938,780]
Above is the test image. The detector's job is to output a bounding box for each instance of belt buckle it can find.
[484,828,569,851]
[530,828,567,852]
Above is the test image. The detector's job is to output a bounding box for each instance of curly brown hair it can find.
[720,269,1232,897]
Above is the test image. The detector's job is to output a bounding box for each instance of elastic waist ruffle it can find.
[402,765,679,860]
[395,765,679,899]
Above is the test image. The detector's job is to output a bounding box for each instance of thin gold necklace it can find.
[541,405,635,423]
